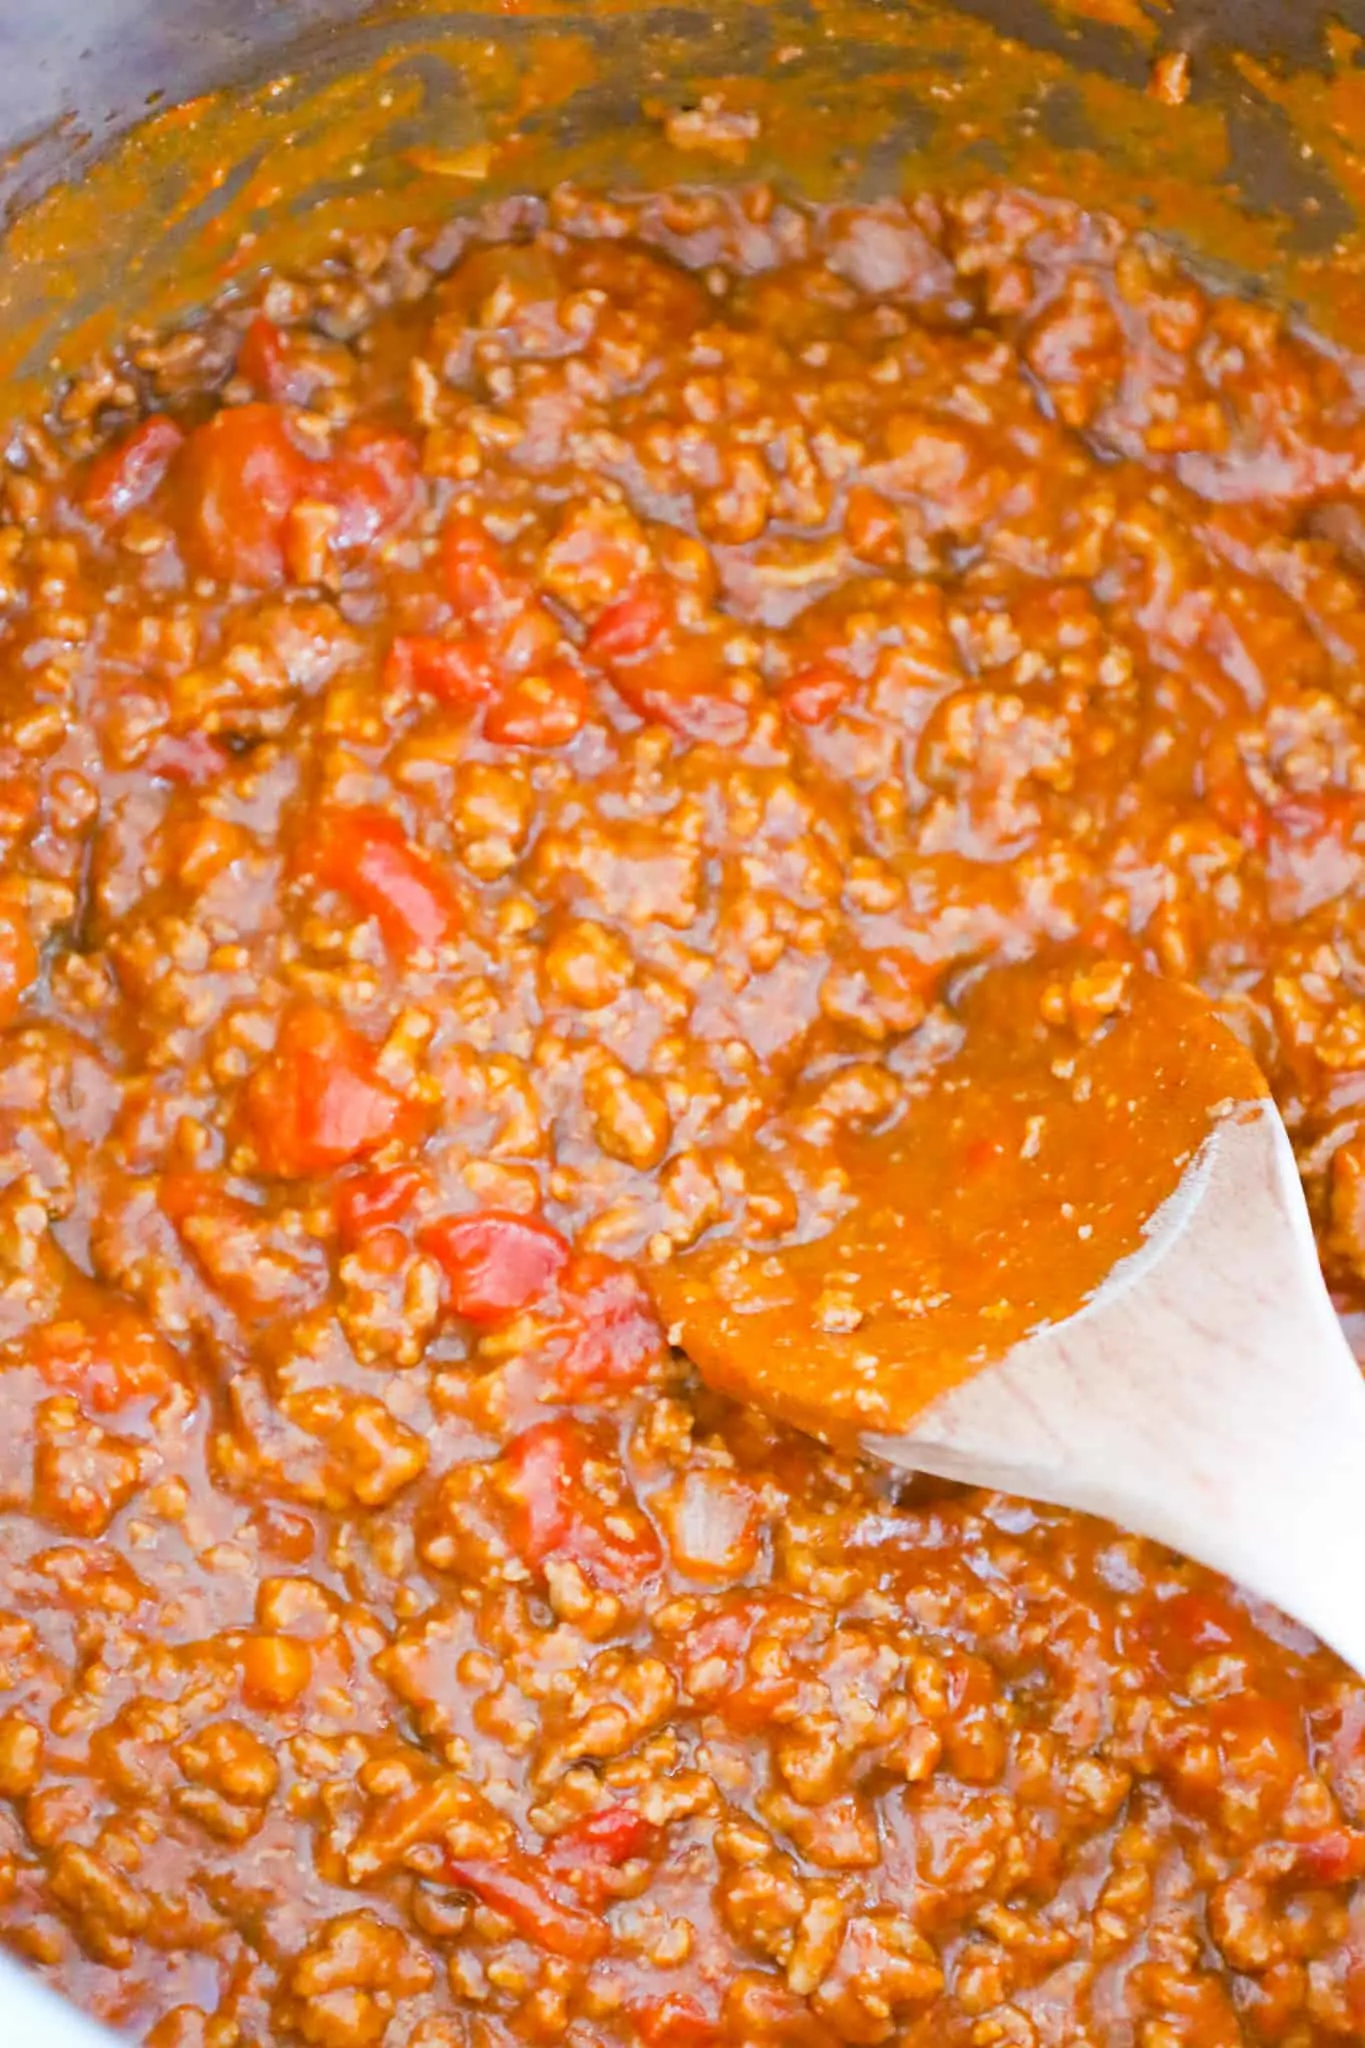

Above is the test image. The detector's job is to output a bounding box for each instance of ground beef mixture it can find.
[2,181,1365,2048]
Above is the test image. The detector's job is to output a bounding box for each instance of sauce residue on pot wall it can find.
[3,0,1365,409]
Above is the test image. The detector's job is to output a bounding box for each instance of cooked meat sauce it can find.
[650,959,1271,1443]
[2,182,1365,2047]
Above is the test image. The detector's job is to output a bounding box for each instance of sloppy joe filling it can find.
[0,183,1364,2046]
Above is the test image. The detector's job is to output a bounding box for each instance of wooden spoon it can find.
[649,961,1365,1675]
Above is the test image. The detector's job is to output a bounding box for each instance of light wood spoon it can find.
[649,961,1365,1676]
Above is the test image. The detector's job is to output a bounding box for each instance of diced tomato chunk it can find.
[586,578,746,743]
[545,1805,658,1907]
[550,1803,655,1868]
[1288,1827,1365,1885]
[443,515,529,624]
[678,1595,807,1730]
[243,1004,402,1179]
[179,402,312,586]
[586,578,674,665]
[84,414,186,525]
[383,634,498,706]
[28,1309,181,1415]
[420,1210,569,1324]
[634,1994,721,2046]
[503,1418,581,1565]
[337,1163,427,1250]
[387,633,588,748]
[408,519,591,745]
[238,315,318,406]
[601,639,749,747]
[484,661,591,747]
[179,405,417,586]
[780,661,853,726]
[441,1854,608,1962]
[496,603,562,678]
[327,425,421,548]
[238,314,288,395]
[501,1416,662,1595]
[549,1253,667,1396]
[306,806,458,953]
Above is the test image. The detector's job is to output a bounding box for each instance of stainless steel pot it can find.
[3,0,1365,405]
[0,1,1362,2039]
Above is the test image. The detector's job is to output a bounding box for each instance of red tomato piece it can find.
[497,602,566,678]
[601,639,749,748]
[502,1416,662,1595]
[237,315,318,405]
[336,1163,427,1250]
[326,425,421,548]
[678,1595,808,1730]
[547,1253,667,1397]
[179,402,312,586]
[780,661,854,726]
[1288,1828,1365,1886]
[84,414,186,525]
[545,1806,658,1907]
[503,1417,582,1565]
[420,1210,569,1324]
[634,1994,721,2047]
[243,1004,402,1179]
[443,515,529,625]
[484,661,591,748]
[308,806,459,953]
[383,634,498,706]
[587,577,747,742]
[441,1854,608,1963]
[179,407,417,586]
[586,578,674,665]
[28,1309,181,1415]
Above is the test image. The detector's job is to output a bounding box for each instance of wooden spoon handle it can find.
[866,1106,1365,1673]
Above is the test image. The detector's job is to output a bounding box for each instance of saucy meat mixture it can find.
[651,959,1272,1443]
[3,183,1365,2048]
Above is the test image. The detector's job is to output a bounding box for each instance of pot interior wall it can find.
[1,0,1365,411]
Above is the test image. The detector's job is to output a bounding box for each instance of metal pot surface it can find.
[3,0,1365,403]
